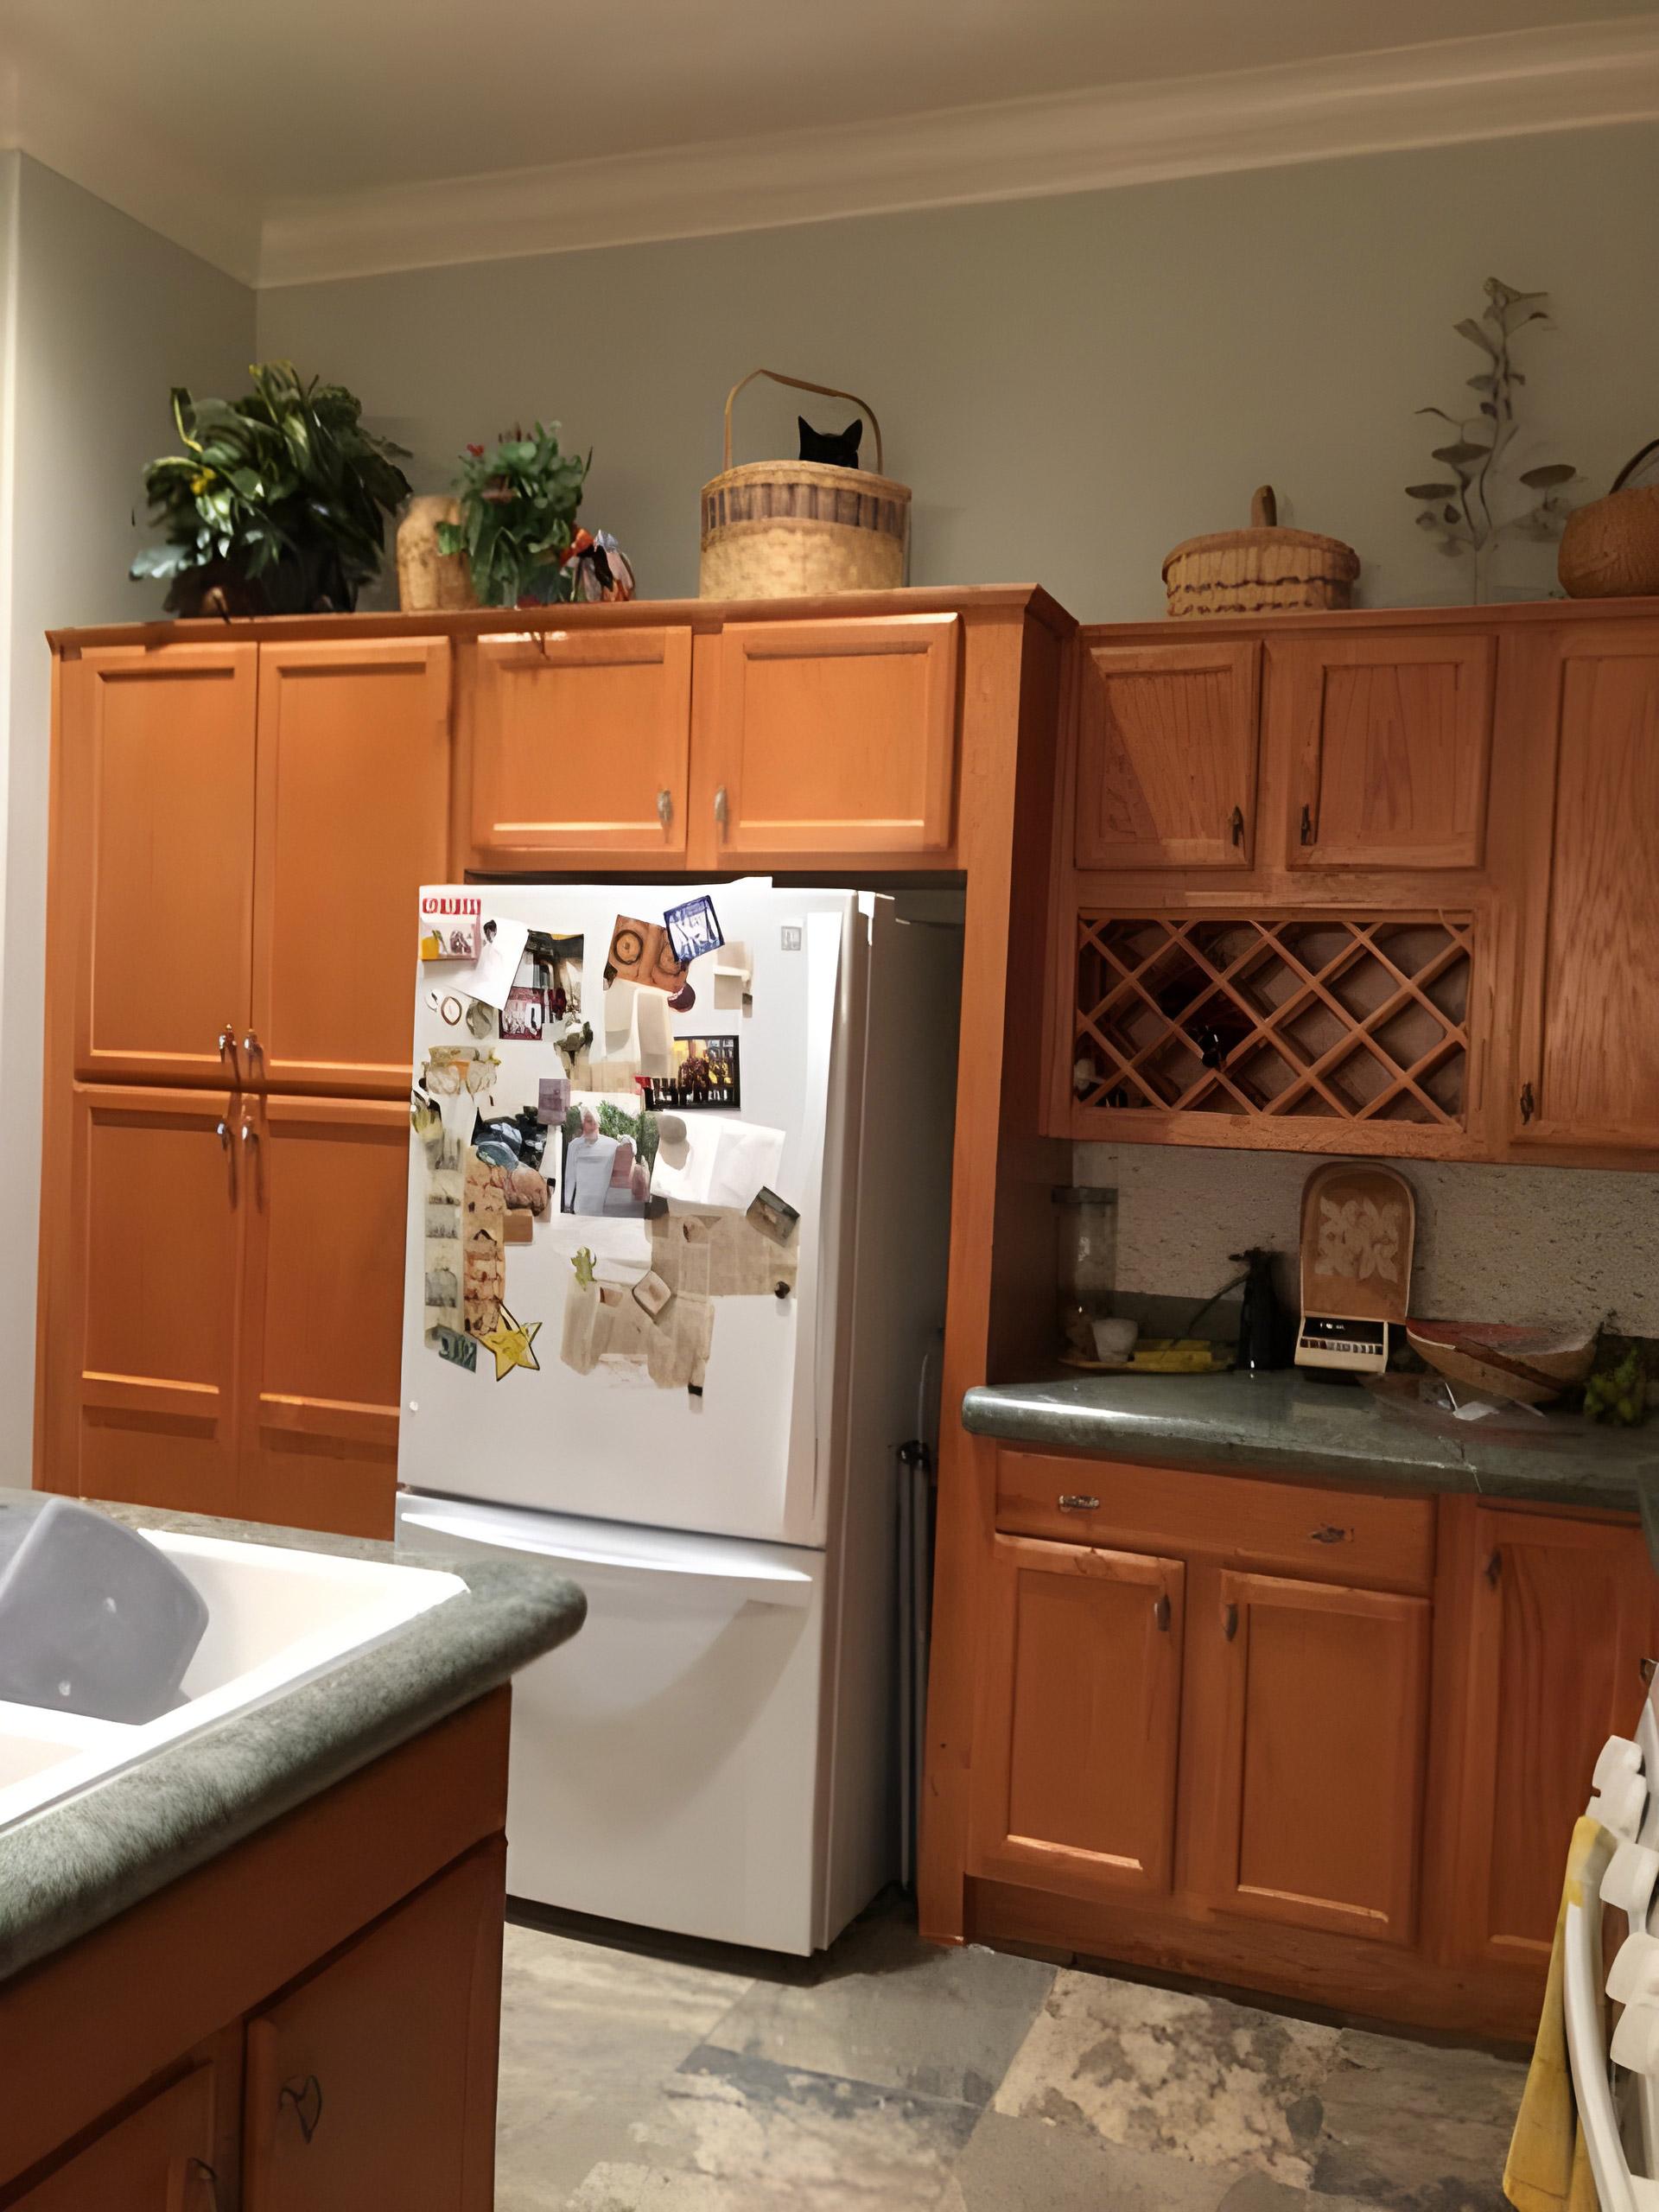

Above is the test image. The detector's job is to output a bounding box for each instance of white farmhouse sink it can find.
[0,1528,464,1834]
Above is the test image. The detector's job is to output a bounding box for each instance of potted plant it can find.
[131,362,410,616]
[435,424,589,607]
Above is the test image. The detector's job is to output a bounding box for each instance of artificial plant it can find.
[1405,277,1577,597]
[131,362,410,615]
[437,424,589,606]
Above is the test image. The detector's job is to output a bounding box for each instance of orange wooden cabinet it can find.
[9,2063,222,2211]
[1072,638,1260,869]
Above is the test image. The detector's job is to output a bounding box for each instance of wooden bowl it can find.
[1405,1320,1597,1405]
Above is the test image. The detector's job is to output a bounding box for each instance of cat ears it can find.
[798,416,863,448]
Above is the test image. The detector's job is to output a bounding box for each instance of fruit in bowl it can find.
[1404,1320,1598,1406]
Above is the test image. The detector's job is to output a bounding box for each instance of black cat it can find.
[798,416,862,468]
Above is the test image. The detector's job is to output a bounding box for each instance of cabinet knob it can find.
[1222,1600,1239,1641]
[1230,805,1245,848]
[1485,1548,1503,1588]
[657,787,673,830]
[278,2073,325,2144]
[1057,1493,1100,1513]
[1519,1081,1537,1125]
[714,785,729,836]
[1153,1592,1172,1631]
[1299,802,1314,845]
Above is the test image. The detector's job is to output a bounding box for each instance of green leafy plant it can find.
[131,362,410,615]
[1405,278,1577,595]
[437,424,589,607]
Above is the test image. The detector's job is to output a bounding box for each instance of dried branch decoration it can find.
[1406,278,1576,588]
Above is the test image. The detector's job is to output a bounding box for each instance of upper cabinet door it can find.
[236,1096,406,1541]
[1195,1569,1429,1947]
[1272,633,1495,870]
[969,1534,1185,1904]
[62,645,257,1087]
[251,639,452,1097]
[1073,639,1260,869]
[1514,625,1659,1150]
[467,628,692,865]
[702,615,959,859]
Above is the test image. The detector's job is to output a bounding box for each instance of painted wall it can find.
[1,157,255,1463]
[256,122,1659,618]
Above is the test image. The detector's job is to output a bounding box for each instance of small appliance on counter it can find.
[1294,1162,1416,1376]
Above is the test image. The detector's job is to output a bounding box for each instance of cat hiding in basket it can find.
[798,416,863,468]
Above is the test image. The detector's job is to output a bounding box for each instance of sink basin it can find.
[0,1526,463,1834]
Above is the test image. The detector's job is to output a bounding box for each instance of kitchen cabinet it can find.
[465,627,693,868]
[1194,1569,1429,1945]
[1267,632,1493,870]
[251,638,452,1095]
[1072,639,1259,869]
[1446,1506,1659,1972]
[236,1096,408,1540]
[49,1084,244,1520]
[243,1847,501,2212]
[1511,621,1659,1153]
[698,614,959,857]
[10,2063,221,2211]
[971,1534,1184,1901]
[61,644,257,1090]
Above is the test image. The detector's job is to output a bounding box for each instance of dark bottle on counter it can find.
[1232,1247,1287,1372]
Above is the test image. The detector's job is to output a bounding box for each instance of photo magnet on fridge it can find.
[606,917,687,994]
[499,984,544,1041]
[642,1036,741,1111]
[747,1186,800,1246]
[560,1096,658,1220]
[536,1074,571,1126]
[419,891,482,961]
[664,894,724,965]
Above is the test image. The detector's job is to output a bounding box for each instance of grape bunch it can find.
[1585,1349,1649,1427]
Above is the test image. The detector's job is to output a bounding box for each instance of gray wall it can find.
[257,122,1659,618]
[2,156,255,1461]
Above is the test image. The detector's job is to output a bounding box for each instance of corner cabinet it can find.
[1051,600,1659,1170]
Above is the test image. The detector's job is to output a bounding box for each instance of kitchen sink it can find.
[0,1527,464,1834]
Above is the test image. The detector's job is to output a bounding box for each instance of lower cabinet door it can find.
[1195,1570,1430,1945]
[969,1534,1185,1901]
[15,2063,219,2209]
[236,1096,407,1540]
[243,1844,505,2212]
[1450,1508,1659,1970]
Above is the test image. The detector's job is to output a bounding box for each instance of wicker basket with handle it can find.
[699,369,911,601]
[1162,486,1358,618]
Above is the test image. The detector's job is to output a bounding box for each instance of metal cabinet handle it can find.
[1519,1081,1536,1125]
[1299,802,1314,845]
[714,785,729,836]
[240,1120,260,1151]
[1057,1493,1100,1513]
[657,788,673,830]
[1484,1548,1502,1588]
[279,2073,325,2144]
[1230,805,1245,848]
[216,1115,237,1201]
[1308,1523,1351,1546]
[1153,1592,1171,1631]
[217,1023,237,1059]
[216,1118,232,1153]
[243,1030,262,1060]
[1222,1600,1238,1641]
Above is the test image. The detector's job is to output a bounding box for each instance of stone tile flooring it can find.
[495,1893,1527,2210]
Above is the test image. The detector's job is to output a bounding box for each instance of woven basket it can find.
[700,370,910,600]
[397,495,479,613]
[1162,486,1358,619]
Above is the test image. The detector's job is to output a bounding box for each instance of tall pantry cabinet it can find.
[37,637,451,1538]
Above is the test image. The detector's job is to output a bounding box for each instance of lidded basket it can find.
[1162,486,1358,618]
[699,369,910,600]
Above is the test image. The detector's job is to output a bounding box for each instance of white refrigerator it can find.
[396,880,960,1954]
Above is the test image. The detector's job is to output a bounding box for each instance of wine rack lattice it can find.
[1072,913,1474,1127]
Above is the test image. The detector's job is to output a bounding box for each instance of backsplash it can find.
[1075,1143,1659,1336]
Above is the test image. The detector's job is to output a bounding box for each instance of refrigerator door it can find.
[396,1492,828,1953]
[400,881,858,1547]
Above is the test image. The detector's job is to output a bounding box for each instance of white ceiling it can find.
[3,1,1658,283]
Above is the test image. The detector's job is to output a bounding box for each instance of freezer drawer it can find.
[397,1493,831,1954]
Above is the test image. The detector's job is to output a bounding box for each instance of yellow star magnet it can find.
[480,1304,542,1381]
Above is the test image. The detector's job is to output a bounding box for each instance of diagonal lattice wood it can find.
[1072,912,1474,1128]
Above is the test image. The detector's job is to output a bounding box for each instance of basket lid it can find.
[1162,525,1359,582]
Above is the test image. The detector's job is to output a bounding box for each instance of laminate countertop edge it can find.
[0,1491,586,1986]
[962,1372,1659,1522]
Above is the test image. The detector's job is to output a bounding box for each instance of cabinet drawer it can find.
[995,1450,1434,1593]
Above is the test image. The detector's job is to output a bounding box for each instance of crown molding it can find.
[257,18,1659,289]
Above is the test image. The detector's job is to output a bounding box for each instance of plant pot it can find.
[397,496,479,613]
[1559,484,1659,598]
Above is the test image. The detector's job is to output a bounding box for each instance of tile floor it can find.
[494,1893,1527,2211]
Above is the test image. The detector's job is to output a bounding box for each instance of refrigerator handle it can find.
[798,909,847,1532]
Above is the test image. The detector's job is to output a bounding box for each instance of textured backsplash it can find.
[1074,1143,1659,1336]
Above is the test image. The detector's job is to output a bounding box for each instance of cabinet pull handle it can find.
[243,1030,263,1062]
[1308,1523,1351,1546]
[1299,802,1314,845]
[1222,1600,1238,1641]
[1485,1548,1502,1587]
[1057,1493,1100,1513]
[657,787,673,830]
[714,785,729,837]
[1230,805,1245,848]
[279,2073,325,2144]
[1519,1081,1536,1125]
[216,1116,237,1201]
[1153,1592,1171,1631]
[217,1023,237,1061]
[187,2159,223,2208]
